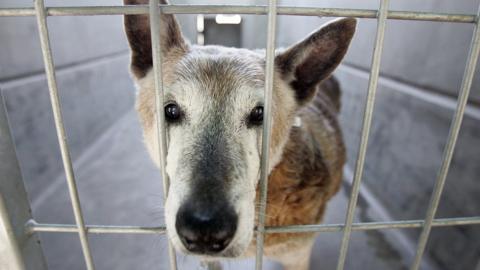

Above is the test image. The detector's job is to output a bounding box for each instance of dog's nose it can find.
[175,200,237,254]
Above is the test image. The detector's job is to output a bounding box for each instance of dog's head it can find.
[124,0,355,258]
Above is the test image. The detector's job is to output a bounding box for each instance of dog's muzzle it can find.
[175,199,238,255]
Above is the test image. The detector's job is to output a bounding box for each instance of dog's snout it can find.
[175,200,237,254]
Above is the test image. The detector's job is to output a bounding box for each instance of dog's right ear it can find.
[276,18,356,105]
[124,0,187,78]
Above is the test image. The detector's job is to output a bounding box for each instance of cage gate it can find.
[1,1,480,270]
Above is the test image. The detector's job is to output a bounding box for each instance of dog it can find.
[123,1,355,269]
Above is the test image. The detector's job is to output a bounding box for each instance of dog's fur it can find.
[123,1,355,269]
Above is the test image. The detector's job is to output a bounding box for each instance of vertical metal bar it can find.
[33,0,95,269]
[336,1,390,269]
[148,0,177,269]
[255,0,277,270]
[410,5,480,270]
[0,195,25,270]
[0,93,48,270]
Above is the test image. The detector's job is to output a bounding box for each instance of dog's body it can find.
[124,1,354,269]
[245,77,346,269]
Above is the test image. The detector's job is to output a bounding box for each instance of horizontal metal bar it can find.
[0,8,35,16]
[0,5,476,23]
[26,216,480,235]
[25,220,166,234]
[266,216,480,233]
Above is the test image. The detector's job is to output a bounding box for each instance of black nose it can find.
[175,200,238,254]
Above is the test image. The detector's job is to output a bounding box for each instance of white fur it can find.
[138,68,273,257]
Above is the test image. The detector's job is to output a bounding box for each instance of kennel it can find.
[1,0,480,270]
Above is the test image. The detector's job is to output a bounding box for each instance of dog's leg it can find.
[273,239,315,270]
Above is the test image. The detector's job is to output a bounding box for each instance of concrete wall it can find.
[0,0,135,203]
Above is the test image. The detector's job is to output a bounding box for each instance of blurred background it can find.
[1,0,479,269]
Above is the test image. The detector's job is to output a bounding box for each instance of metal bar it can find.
[336,1,390,269]
[410,6,480,270]
[255,1,277,270]
[387,10,475,22]
[25,216,480,235]
[0,195,25,270]
[0,5,476,23]
[148,0,178,269]
[25,220,166,234]
[0,8,35,16]
[33,0,95,269]
[0,195,26,270]
[0,93,48,270]
[266,216,480,233]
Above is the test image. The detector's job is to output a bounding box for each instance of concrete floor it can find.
[30,109,409,270]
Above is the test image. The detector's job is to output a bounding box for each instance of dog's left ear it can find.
[124,0,187,79]
[276,18,356,104]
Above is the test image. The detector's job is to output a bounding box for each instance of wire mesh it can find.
[0,1,478,270]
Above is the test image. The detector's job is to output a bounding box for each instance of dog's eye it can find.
[248,106,263,126]
[165,103,182,122]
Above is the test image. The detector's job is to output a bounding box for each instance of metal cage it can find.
[1,1,480,270]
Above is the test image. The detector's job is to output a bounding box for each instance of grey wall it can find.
[0,0,135,203]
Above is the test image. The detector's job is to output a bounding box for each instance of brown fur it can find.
[123,1,355,268]
[249,77,346,255]
[124,0,187,78]
[276,20,356,105]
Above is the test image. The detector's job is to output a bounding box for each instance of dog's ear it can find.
[276,18,356,104]
[124,0,187,78]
